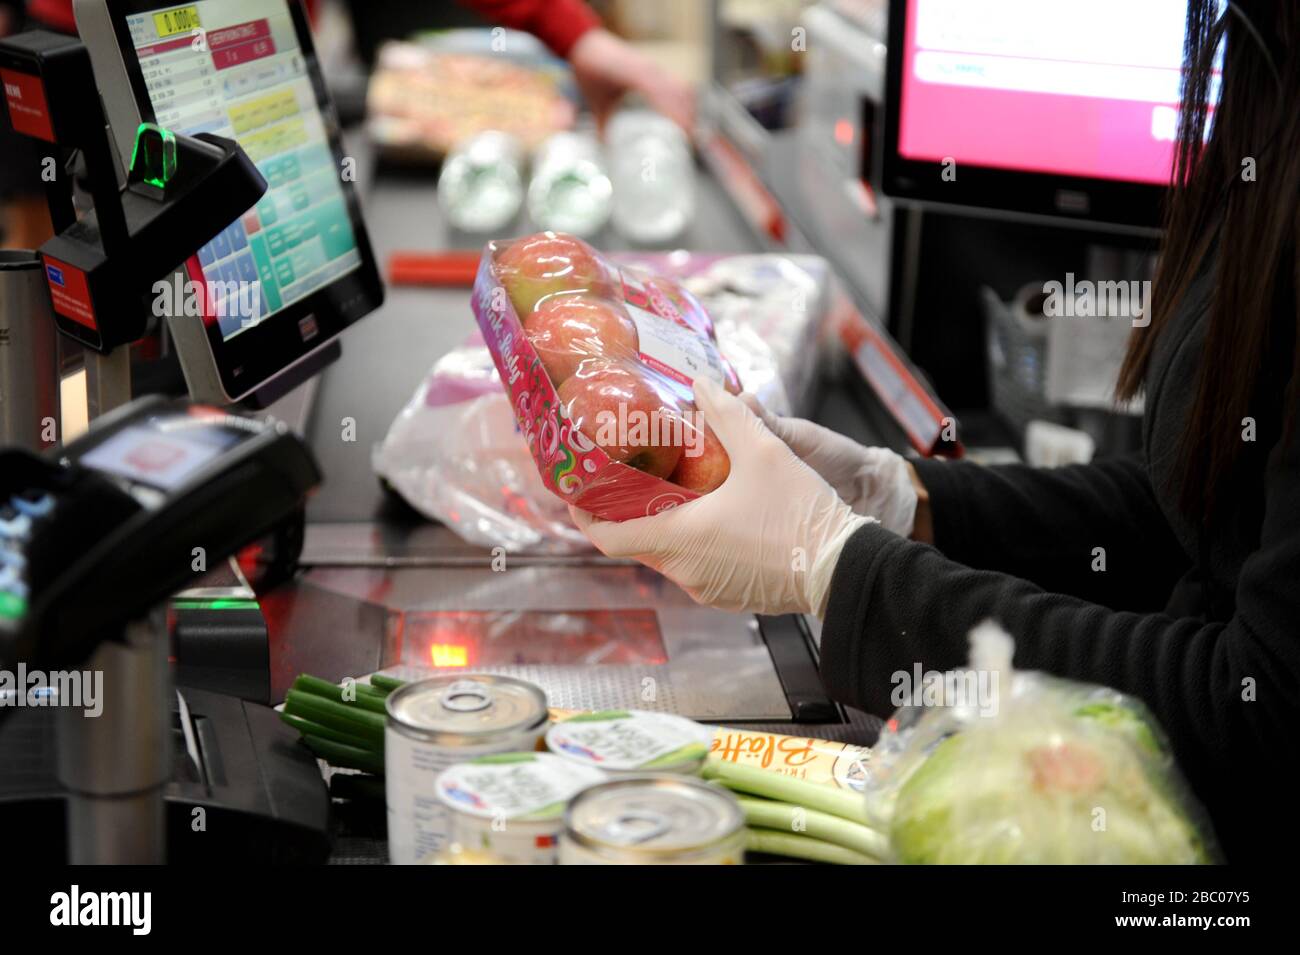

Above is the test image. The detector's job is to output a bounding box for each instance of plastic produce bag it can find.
[864,622,1220,864]
[473,231,746,522]
[373,339,591,554]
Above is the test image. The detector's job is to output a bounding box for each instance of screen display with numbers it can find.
[127,0,362,340]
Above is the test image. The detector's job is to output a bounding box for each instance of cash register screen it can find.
[125,1,362,340]
[896,0,1201,185]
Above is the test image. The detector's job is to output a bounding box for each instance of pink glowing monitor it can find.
[884,0,1210,226]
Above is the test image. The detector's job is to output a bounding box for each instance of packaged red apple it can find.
[472,231,741,521]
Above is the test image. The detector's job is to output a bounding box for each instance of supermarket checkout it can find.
[0,0,1287,871]
[570,0,1300,865]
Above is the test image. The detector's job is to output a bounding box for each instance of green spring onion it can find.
[367,673,406,693]
[279,711,378,752]
[702,758,874,827]
[745,828,880,865]
[736,797,888,859]
[284,689,385,746]
[301,735,385,776]
[292,674,387,714]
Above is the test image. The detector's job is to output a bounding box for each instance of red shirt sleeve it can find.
[457,0,601,58]
[26,0,77,34]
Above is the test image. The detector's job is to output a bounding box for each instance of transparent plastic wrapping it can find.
[864,622,1221,864]
[366,40,574,161]
[473,231,746,522]
[676,253,831,418]
[372,339,592,554]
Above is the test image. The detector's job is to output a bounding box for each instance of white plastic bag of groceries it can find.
[373,337,591,554]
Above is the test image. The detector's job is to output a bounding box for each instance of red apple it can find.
[558,366,684,478]
[524,295,640,386]
[495,231,610,317]
[669,420,731,494]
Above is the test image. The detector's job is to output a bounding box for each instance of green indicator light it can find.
[170,599,261,611]
[0,591,27,620]
[130,122,178,189]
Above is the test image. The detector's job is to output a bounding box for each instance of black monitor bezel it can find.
[105,0,384,400]
[881,0,1172,231]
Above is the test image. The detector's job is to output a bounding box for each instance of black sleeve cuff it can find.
[910,456,971,558]
[817,520,904,711]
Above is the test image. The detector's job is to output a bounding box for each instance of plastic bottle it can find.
[608,110,694,243]
[437,131,525,233]
[527,132,612,237]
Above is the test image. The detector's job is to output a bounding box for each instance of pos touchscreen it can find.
[75,0,384,403]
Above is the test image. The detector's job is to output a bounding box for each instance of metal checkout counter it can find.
[0,0,948,863]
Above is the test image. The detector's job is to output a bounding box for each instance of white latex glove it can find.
[570,378,873,617]
[743,397,918,537]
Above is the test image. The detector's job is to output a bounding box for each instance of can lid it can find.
[546,710,712,771]
[436,752,606,820]
[386,675,548,741]
[565,776,744,857]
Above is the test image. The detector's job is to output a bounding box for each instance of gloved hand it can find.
[743,397,919,537]
[570,378,873,617]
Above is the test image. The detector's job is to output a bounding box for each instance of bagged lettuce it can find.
[864,623,1219,864]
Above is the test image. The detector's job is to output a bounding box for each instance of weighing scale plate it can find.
[279,561,794,721]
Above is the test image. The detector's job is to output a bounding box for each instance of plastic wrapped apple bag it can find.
[472,231,747,522]
[863,622,1220,864]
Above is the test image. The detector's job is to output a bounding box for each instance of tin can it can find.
[546,709,713,775]
[436,752,606,864]
[385,674,549,865]
[559,776,746,865]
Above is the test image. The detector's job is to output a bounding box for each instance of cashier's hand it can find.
[569,379,873,617]
[742,397,920,538]
[568,28,695,135]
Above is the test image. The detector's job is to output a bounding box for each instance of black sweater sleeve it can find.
[818,437,1300,856]
[910,454,1190,610]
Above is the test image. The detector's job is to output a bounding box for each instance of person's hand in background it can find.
[569,379,873,617]
[568,28,695,135]
[743,397,926,540]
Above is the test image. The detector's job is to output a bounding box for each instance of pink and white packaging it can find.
[471,232,741,522]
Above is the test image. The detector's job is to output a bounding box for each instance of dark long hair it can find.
[1116,0,1299,522]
